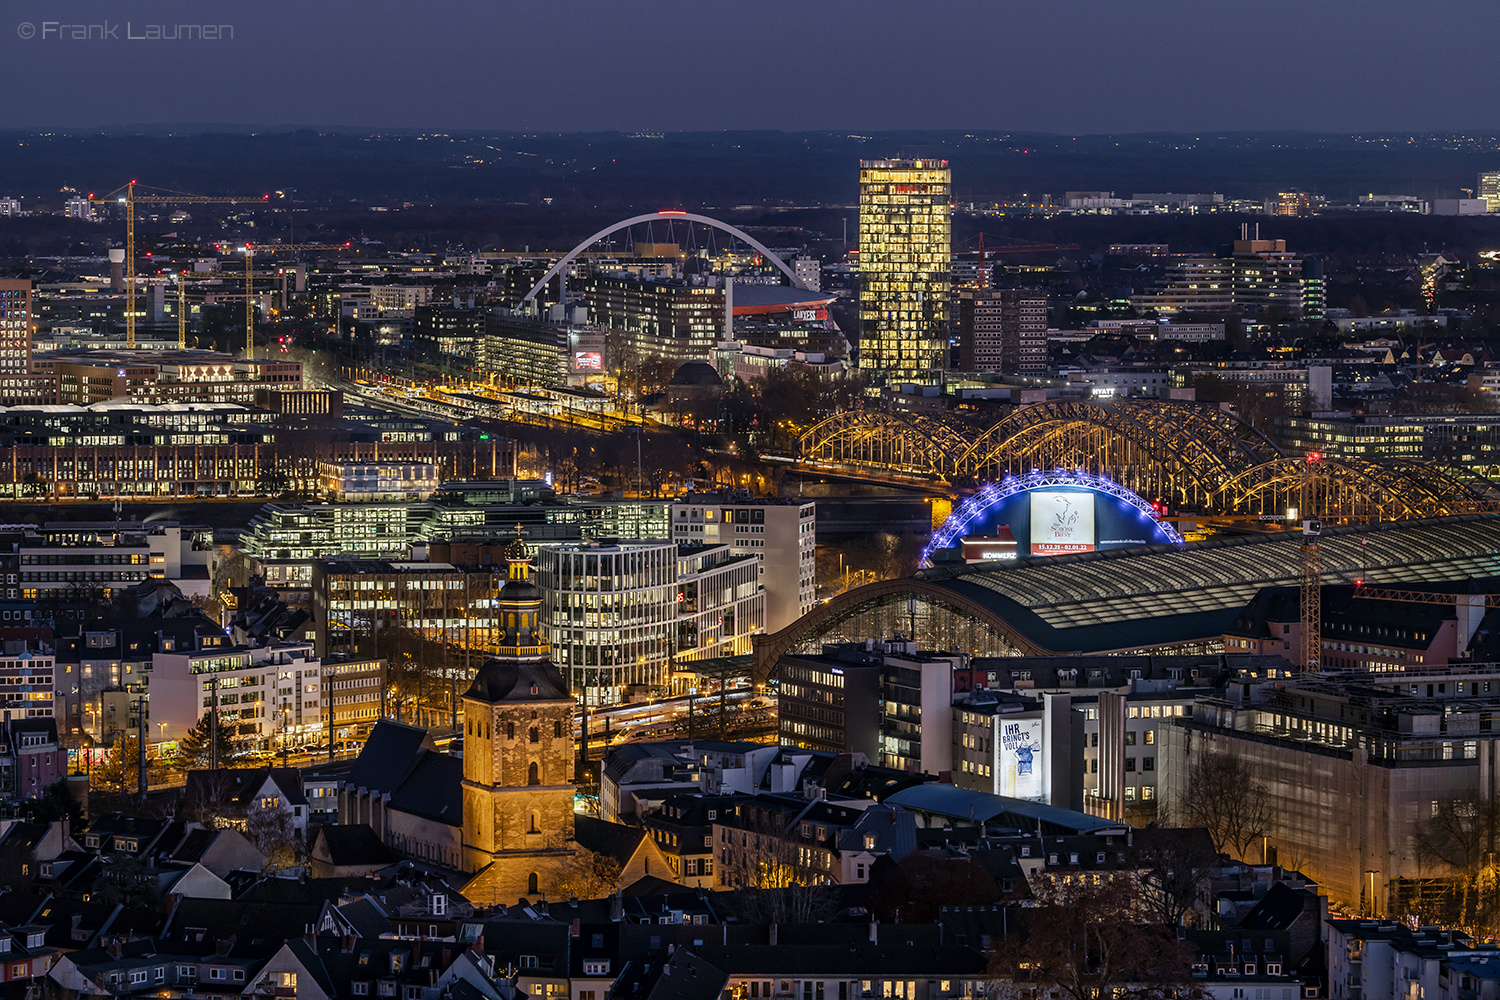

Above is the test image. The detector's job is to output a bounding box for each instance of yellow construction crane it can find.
[238,243,351,358]
[89,182,269,348]
[1300,452,1324,672]
[177,272,187,349]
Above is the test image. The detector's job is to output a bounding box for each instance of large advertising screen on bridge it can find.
[1029,490,1095,556]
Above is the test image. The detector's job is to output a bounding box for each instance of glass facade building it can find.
[535,540,764,707]
[857,159,951,381]
[536,540,680,706]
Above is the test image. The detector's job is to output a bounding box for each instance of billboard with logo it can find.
[998,717,1044,800]
[1029,490,1096,556]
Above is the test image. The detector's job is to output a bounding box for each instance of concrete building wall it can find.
[1161,722,1484,912]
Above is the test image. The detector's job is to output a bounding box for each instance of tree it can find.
[718,803,839,924]
[24,779,83,826]
[1173,748,1273,860]
[374,621,451,725]
[1126,826,1220,929]
[246,803,298,869]
[93,734,142,799]
[184,769,240,829]
[988,878,1204,1000]
[93,851,165,909]
[177,711,239,770]
[549,848,622,900]
[20,472,49,499]
[1413,795,1500,933]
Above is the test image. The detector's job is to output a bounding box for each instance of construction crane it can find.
[176,272,187,349]
[90,182,270,349]
[237,243,350,358]
[959,233,1082,256]
[1353,586,1500,608]
[1300,452,1324,672]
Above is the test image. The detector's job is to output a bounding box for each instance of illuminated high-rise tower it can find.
[857,159,951,381]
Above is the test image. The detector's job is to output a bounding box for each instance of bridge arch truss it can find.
[796,399,1494,517]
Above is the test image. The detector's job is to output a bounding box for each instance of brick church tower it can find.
[460,535,576,902]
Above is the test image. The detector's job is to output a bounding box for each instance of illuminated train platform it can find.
[753,513,1500,682]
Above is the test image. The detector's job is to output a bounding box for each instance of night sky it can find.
[2,0,1498,133]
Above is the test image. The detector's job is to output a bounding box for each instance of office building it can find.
[241,491,670,605]
[1272,191,1319,217]
[1133,227,1324,320]
[322,655,387,742]
[0,281,32,390]
[776,640,965,776]
[311,559,502,660]
[1159,662,1500,914]
[1481,171,1500,213]
[579,273,726,365]
[957,288,1047,374]
[671,493,815,633]
[0,644,56,723]
[858,159,951,381]
[793,256,821,291]
[17,522,215,599]
[317,462,440,502]
[150,639,323,749]
[479,314,606,389]
[1278,413,1500,469]
[413,304,486,358]
[34,349,302,407]
[534,539,764,706]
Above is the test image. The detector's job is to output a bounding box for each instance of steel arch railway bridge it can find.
[796,399,1498,519]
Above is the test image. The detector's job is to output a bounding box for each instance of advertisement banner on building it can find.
[1029,490,1095,556]
[572,351,603,371]
[999,717,1044,800]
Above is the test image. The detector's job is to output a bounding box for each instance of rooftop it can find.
[915,514,1500,655]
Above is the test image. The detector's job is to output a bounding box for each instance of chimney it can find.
[342,935,356,954]
[769,924,777,946]
[610,891,624,923]
[571,918,581,939]
[869,920,878,944]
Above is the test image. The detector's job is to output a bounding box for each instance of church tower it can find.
[460,535,577,903]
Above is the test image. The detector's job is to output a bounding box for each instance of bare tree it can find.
[549,848,622,900]
[718,804,839,924]
[1173,748,1273,860]
[988,878,1205,1000]
[1126,827,1220,929]
[184,770,241,830]
[1414,795,1500,933]
[246,804,298,869]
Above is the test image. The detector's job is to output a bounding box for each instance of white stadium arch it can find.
[520,211,808,303]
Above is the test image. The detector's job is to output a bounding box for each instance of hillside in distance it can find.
[4,129,1499,211]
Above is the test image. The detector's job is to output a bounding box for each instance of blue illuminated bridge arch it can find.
[920,469,1186,568]
[520,211,810,304]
